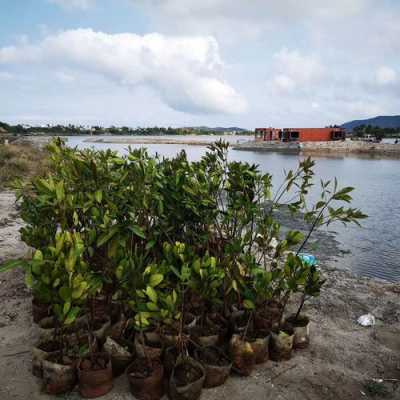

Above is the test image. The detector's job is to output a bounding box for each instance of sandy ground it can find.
[0,191,400,399]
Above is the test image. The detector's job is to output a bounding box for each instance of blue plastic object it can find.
[298,253,317,266]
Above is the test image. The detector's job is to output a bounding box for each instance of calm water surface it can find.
[67,136,400,282]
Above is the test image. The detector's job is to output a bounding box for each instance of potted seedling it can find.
[126,312,164,400]
[229,294,256,376]
[286,263,325,349]
[162,242,206,400]
[30,232,92,395]
[188,253,226,347]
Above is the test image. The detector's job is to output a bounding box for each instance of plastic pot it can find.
[194,346,232,388]
[270,328,294,361]
[229,334,255,376]
[38,315,87,342]
[230,310,253,335]
[93,318,111,344]
[78,353,113,398]
[127,358,164,400]
[285,315,310,349]
[32,340,60,378]
[189,325,219,347]
[103,336,133,377]
[163,346,179,379]
[32,298,50,324]
[248,331,270,364]
[144,327,162,346]
[42,354,77,395]
[169,356,205,400]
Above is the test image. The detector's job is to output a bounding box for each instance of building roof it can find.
[0,127,8,134]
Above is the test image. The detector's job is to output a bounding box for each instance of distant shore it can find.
[84,137,217,146]
[233,140,400,157]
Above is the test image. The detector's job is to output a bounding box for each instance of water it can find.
[66,136,400,282]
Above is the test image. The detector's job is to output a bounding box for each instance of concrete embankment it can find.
[233,140,400,157]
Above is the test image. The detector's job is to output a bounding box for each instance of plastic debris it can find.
[357,313,376,327]
[298,253,317,267]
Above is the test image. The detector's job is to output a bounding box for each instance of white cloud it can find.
[138,0,370,41]
[0,29,247,115]
[268,48,325,94]
[48,0,96,10]
[376,66,397,85]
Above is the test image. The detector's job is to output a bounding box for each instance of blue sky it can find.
[0,0,399,128]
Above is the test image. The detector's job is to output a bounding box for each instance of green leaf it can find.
[146,286,158,303]
[146,302,159,311]
[25,271,33,288]
[59,286,72,302]
[243,299,255,310]
[64,307,80,325]
[0,259,28,273]
[145,240,156,251]
[97,226,119,247]
[129,225,146,239]
[63,301,71,315]
[73,211,79,226]
[95,190,103,203]
[149,274,163,287]
[55,181,65,202]
[33,250,43,262]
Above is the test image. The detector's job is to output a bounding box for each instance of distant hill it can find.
[342,115,400,131]
[186,126,249,133]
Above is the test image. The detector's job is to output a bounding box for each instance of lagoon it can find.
[67,135,400,282]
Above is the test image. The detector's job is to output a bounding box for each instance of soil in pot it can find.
[285,315,310,349]
[254,301,283,331]
[42,353,77,395]
[32,298,51,324]
[169,356,205,400]
[246,330,271,364]
[189,323,220,347]
[78,352,113,398]
[229,334,255,376]
[135,334,163,361]
[103,336,133,377]
[270,327,294,361]
[32,340,61,378]
[194,346,232,388]
[127,358,164,400]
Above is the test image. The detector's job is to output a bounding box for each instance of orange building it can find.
[255,127,345,142]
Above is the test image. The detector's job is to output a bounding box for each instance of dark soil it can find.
[190,323,219,337]
[38,340,61,353]
[286,315,309,327]
[80,354,108,371]
[196,347,230,367]
[174,362,203,387]
[128,358,155,379]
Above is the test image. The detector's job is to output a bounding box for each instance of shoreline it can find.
[233,140,400,157]
[0,190,399,399]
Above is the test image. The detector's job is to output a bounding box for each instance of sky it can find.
[0,0,399,129]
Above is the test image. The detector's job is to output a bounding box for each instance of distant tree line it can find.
[0,121,252,136]
[352,124,400,139]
